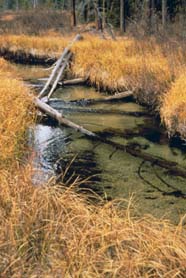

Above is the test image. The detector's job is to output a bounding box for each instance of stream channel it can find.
[19,64,186,224]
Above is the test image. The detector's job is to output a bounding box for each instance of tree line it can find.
[0,0,186,34]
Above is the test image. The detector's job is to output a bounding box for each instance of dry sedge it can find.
[0,58,34,166]
[160,71,186,137]
[1,41,186,278]
[1,33,184,134]
[0,169,186,278]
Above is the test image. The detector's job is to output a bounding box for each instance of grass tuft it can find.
[0,58,34,167]
[0,40,186,278]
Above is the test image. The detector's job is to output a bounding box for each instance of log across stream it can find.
[13,62,186,224]
[25,75,186,224]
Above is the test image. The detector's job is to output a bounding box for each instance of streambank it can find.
[0,48,56,65]
[0,34,185,139]
[27,79,186,224]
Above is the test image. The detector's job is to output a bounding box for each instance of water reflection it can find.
[31,85,186,223]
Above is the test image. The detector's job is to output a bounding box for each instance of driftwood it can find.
[35,97,186,178]
[68,91,133,105]
[47,91,133,106]
[35,97,96,137]
[58,77,87,86]
[39,34,82,99]
[37,77,87,87]
[48,106,148,117]
[47,52,72,100]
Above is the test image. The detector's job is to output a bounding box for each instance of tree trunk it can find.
[39,34,82,99]
[94,0,103,31]
[150,0,155,32]
[162,0,167,30]
[83,0,88,22]
[71,0,76,27]
[120,0,125,33]
[102,0,106,28]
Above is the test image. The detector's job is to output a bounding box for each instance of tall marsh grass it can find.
[1,44,186,278]
[1,33,186,135]
[0,58,33,166]
[161,71,186,137]
[1,169,186,278]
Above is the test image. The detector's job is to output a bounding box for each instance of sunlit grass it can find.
[0,58,34,167]
[1,42,186,278]
[1,168,186,277]
[160,70,186,137]
[0,34,173,99]
[1,33,186,136]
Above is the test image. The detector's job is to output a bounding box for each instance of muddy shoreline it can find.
[0,48,56,65]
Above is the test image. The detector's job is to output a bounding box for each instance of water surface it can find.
[15,64,186,223]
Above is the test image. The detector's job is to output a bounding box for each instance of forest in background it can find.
[0,1,186,277]
[0,0,186,37]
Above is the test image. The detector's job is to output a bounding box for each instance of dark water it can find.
[29,84,186,223]
[14,63,186,223]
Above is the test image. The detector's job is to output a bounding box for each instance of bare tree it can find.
[162,0,167,29]
[120,0,125,33]
[71,0,77,27]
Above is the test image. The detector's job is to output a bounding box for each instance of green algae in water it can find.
[15,63,186,224]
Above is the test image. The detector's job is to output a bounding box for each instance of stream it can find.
[19,65,186,223]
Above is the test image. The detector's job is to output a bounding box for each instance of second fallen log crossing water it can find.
[34,34,186,179]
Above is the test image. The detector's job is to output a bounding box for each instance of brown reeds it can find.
[1,33,185,136]
[160,70,186,137]
[1,45,186,278]
[0,170,186,278]
[0,58,34,167]
[0,10,70,35]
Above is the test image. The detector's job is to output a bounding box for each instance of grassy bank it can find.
[0,58,186,277]
[0,33,186,137]
[0,58,33,167]
[0,59,186,277]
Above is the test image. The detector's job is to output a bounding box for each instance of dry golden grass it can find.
[1,50,186,278]
[72,36,172,105]
[0,34,173,104]
[0,10,71,35]
[160,71,186,137]
[0,58,33,166]
[1,165,186,278]
[1,33,186,137]
[0,34,69,57]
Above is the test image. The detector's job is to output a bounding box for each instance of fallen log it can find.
[58,77,87,86]
[38,34,82,99]
[48,106,149,117]
[69,91,133,105]
[47,52,72,100]
[35,97,186,178]
[37,77,87,87]
[34,97,96,138]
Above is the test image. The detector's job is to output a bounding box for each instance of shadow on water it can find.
[30,84,186,223]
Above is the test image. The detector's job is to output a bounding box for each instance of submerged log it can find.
[58,78,87,86]
[34,97,96,138]
[49,106,149,117]
[69,91,133,105]
[35,97,186,178]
